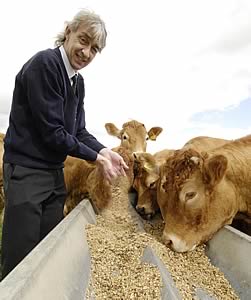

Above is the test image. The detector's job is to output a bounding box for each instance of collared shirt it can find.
[59,45,78,85]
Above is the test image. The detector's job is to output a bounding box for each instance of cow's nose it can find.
[162,233,173,248]
[163,238,172,247]
[162,233,189,252]
[136,206,145,215]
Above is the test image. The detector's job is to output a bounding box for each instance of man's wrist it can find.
[99,148,109,155]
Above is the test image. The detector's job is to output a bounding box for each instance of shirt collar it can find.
[59,45,77,79]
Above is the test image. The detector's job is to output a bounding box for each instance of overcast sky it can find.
[1,0,251,153]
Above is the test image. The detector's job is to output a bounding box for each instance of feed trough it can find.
[0,197,250,300]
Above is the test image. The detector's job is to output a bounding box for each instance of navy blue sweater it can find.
[3,47,105,169]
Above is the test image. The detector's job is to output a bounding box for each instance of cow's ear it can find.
[147,127,163,141]
[145,173,159,188]
[143,160,157,176]
[133,152,156,171]
[203,155,228,187]
[104,123,121,139]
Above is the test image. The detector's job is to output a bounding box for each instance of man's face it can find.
[63,23,100,71]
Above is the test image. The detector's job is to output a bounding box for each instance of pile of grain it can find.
[85,177,239,299]
[85,181,162,300]
[142,217,238,299]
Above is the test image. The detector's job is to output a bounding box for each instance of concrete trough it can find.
[0,198,250,300]
[0,200,96,300]
[206,225,251,300]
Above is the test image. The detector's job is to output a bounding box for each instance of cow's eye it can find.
[146,137,149,141]
[185,191,196,201]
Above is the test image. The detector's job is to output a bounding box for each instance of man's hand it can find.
[95,154,116,184]
[97,148,129,183]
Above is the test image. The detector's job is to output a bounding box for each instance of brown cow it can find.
[133,149,175,219]
[182,135,230,150]
[158,135,251,252]
[133,136,229,220]
[105,120,163,152]
[64,120,163,215]
[64,147,134,215]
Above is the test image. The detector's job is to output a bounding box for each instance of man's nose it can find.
[82,46,91,59]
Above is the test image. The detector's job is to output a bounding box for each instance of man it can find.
[1,9,128,279]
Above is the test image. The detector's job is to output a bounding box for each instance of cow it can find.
[133,149,175,219]
[133,136,229,220]
[63,147,134,215]
[63,120,163,215]
[105,120,163,152]
[182,136,230,150]
[157,134,251,252]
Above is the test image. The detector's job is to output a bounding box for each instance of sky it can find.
[1,0,251,153]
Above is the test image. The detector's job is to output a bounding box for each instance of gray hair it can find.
[54,9,107,52]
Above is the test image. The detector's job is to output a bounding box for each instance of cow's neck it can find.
[212,143,251,215]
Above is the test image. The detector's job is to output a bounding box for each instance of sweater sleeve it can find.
[23,64,99,161]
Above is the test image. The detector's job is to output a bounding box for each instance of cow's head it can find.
[105,120,163,152]
[133,152,160,219]
[157,148,234,252]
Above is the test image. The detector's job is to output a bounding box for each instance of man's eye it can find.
[80,38,87,45]
[91,47,99,54]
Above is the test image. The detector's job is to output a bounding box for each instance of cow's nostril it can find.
[165,239,171,246]
[136,206,145,214]
[162,236,172,248]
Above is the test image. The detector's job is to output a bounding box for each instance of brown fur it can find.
[105,120,163,152]
[133,136,229,220]
[64,120,163,215]
[162,148,205,192]
[133,150,175,219]
[182,136,230,151]
[158,134,251,252]
[64,147,134,215]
